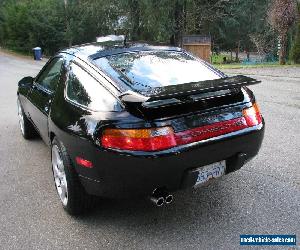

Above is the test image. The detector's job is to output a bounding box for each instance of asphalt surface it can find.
[0,51,299,250]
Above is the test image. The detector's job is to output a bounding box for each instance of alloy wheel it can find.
[17,99,24,135]
[51,145,68,206]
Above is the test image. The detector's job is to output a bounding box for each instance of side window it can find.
[66,63,122,112]
[36,57,64,92]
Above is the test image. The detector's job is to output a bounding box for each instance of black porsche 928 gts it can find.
[17,40,264,215]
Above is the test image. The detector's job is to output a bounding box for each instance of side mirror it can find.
[18,76,33,88]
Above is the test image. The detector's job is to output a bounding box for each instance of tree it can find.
[210,0,272,61]
[268,0,298,64]
[0,0,282,59]
[291,2,300,63]
[249,30,277,60]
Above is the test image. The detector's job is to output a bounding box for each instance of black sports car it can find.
[17,40,264,215]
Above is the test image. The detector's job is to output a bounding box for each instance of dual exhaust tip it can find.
[150,188,173,207]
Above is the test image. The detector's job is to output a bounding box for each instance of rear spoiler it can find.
[119,75,260,108]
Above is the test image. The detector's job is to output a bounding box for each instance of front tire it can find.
[51,137,93,215]
[17,98,37,139]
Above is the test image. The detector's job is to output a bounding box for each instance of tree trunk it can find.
[279,34,287,65]
[173,0,185,46]
[235,40,240,62]
[130,0,140,41]
[64,0,72,47]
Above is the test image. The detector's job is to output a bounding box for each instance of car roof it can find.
[57,41,226,98]
[59,42,183,61]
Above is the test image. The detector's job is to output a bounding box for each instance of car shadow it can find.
[72,176,237,237]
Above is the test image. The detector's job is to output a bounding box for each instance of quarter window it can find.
[36,57,64,92]
[66,63,121,111]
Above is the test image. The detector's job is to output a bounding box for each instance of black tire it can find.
[51,137,93,215]
[17,98,37,139]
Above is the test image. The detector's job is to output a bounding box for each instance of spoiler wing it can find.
[119,75,260,108]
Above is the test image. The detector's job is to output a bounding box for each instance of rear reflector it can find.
[101,102,262,152]
[75,157,93,168]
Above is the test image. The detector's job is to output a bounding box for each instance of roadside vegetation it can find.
[215,63,300,69]
[0,0,299,66]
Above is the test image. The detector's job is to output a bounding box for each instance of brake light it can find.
[101,127,176,151]
[242,103,262,127]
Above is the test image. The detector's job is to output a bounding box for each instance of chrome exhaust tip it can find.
[150,188,173,206]
[164,194,173,204]
[150,196,165,207]
[150,188,166,207]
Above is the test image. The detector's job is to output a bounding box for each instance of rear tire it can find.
[51,137,93,215]
[17,98,37,139]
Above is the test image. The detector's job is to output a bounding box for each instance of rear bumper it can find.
[78,122,265,198]
[181,152,247,188]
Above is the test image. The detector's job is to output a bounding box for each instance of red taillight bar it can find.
[101,103,262,152]
[174,117,248,146]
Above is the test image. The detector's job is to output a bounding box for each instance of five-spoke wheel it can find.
[17,99,25,136]
[52,144,68,206]
[17,98,36,139]
[51,137,93,215]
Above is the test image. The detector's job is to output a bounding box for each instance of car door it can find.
[27,57,64,143]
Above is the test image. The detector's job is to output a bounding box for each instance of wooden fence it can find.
[182,35,211,62]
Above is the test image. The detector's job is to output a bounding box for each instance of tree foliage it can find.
[268,0,298,64]
[0,0,288,60]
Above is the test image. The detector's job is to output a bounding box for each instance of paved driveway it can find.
[0,51,299,250]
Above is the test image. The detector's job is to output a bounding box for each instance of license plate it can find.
[195,160,226,186]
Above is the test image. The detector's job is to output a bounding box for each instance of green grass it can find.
[214,63,300,69]
[211,53,300,69]
[211,54,232,64]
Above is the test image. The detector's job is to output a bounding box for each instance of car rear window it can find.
[94,51,221,92]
